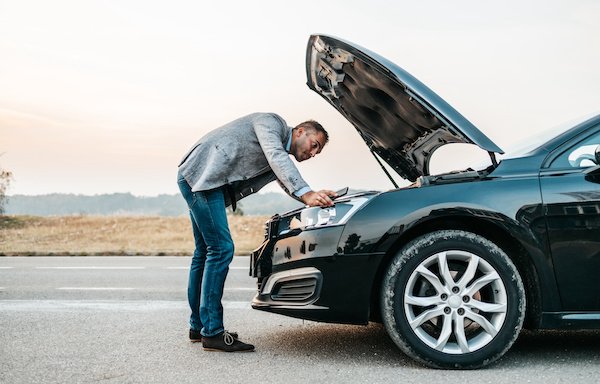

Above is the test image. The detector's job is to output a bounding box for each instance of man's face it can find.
[291,127,326,162]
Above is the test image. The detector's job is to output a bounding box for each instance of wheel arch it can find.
[369,215,542,329]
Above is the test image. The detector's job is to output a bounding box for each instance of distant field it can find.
[0,215,269,256]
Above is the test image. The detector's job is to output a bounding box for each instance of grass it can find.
[0,215,269,256]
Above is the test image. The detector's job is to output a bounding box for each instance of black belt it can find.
[225,184,237,212]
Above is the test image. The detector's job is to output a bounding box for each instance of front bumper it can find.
[251,266,325,309]
[249,192,384,324]
[250,222,381,324]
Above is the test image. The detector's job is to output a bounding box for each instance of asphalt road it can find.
[1,256,599,384]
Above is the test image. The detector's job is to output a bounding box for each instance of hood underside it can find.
[306,34,503,182]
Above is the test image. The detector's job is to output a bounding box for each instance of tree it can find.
[0,164,13,215]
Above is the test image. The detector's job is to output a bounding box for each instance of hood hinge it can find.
[488,151,498,168]
[369,147,399,189]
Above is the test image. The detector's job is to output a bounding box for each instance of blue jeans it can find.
[177,171,234,337]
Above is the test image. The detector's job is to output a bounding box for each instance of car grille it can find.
[271,277,318,302]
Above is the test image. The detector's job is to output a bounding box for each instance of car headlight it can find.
[289,197,370,230]
[317,206,336,225]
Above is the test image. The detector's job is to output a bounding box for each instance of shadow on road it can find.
[254,322,420,368]
[253,322,600,369]
[504,329,600,364]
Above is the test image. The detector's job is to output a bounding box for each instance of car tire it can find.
[381,230,526,369]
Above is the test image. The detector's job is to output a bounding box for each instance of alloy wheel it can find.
[404,250,507,354]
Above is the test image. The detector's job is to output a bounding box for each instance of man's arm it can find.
[300,190,337,207]
[253,114,310,194]
[275,180,336,207]
[255,114,336,207]
[275,179,305,202]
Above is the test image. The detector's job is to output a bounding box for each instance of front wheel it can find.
[381,230,525,369]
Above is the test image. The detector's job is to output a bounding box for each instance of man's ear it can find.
[295,126,304,137]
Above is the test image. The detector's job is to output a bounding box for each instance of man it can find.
[177,112,336,352]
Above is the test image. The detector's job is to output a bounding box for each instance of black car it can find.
[250,34,600,369]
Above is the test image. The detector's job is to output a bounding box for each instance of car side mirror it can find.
[584,145,600,181]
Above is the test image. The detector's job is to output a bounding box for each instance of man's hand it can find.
[301,190,338,207]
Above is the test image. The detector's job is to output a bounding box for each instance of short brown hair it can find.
[295,120,329,144]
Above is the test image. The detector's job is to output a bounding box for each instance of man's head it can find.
[290,120,329,162]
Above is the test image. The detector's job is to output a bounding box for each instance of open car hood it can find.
[306,34,504,182]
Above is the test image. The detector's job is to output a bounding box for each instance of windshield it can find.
[502,112,600,158]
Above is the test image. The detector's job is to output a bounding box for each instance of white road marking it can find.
[36,267,146,270]
[0,300,251,311]
[53,286,254,291]
[57,287,136,291]
[51,287,254,291]
[165,266,247,270]
[225,287,256,291]
[3,265,247,270]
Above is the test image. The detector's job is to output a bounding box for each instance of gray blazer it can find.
[178,113,309,207]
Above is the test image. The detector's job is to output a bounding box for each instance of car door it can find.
[539,125,600,311]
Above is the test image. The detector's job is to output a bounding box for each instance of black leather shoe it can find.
[189,329,203,342]
[190,329,238,342]
[202,331,255,352]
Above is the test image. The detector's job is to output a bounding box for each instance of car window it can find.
[549,130,600,169]
[505,113,600,158]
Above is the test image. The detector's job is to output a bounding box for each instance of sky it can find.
[1,0,599,196]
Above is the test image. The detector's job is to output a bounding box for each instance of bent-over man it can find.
[177,112,336,352]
